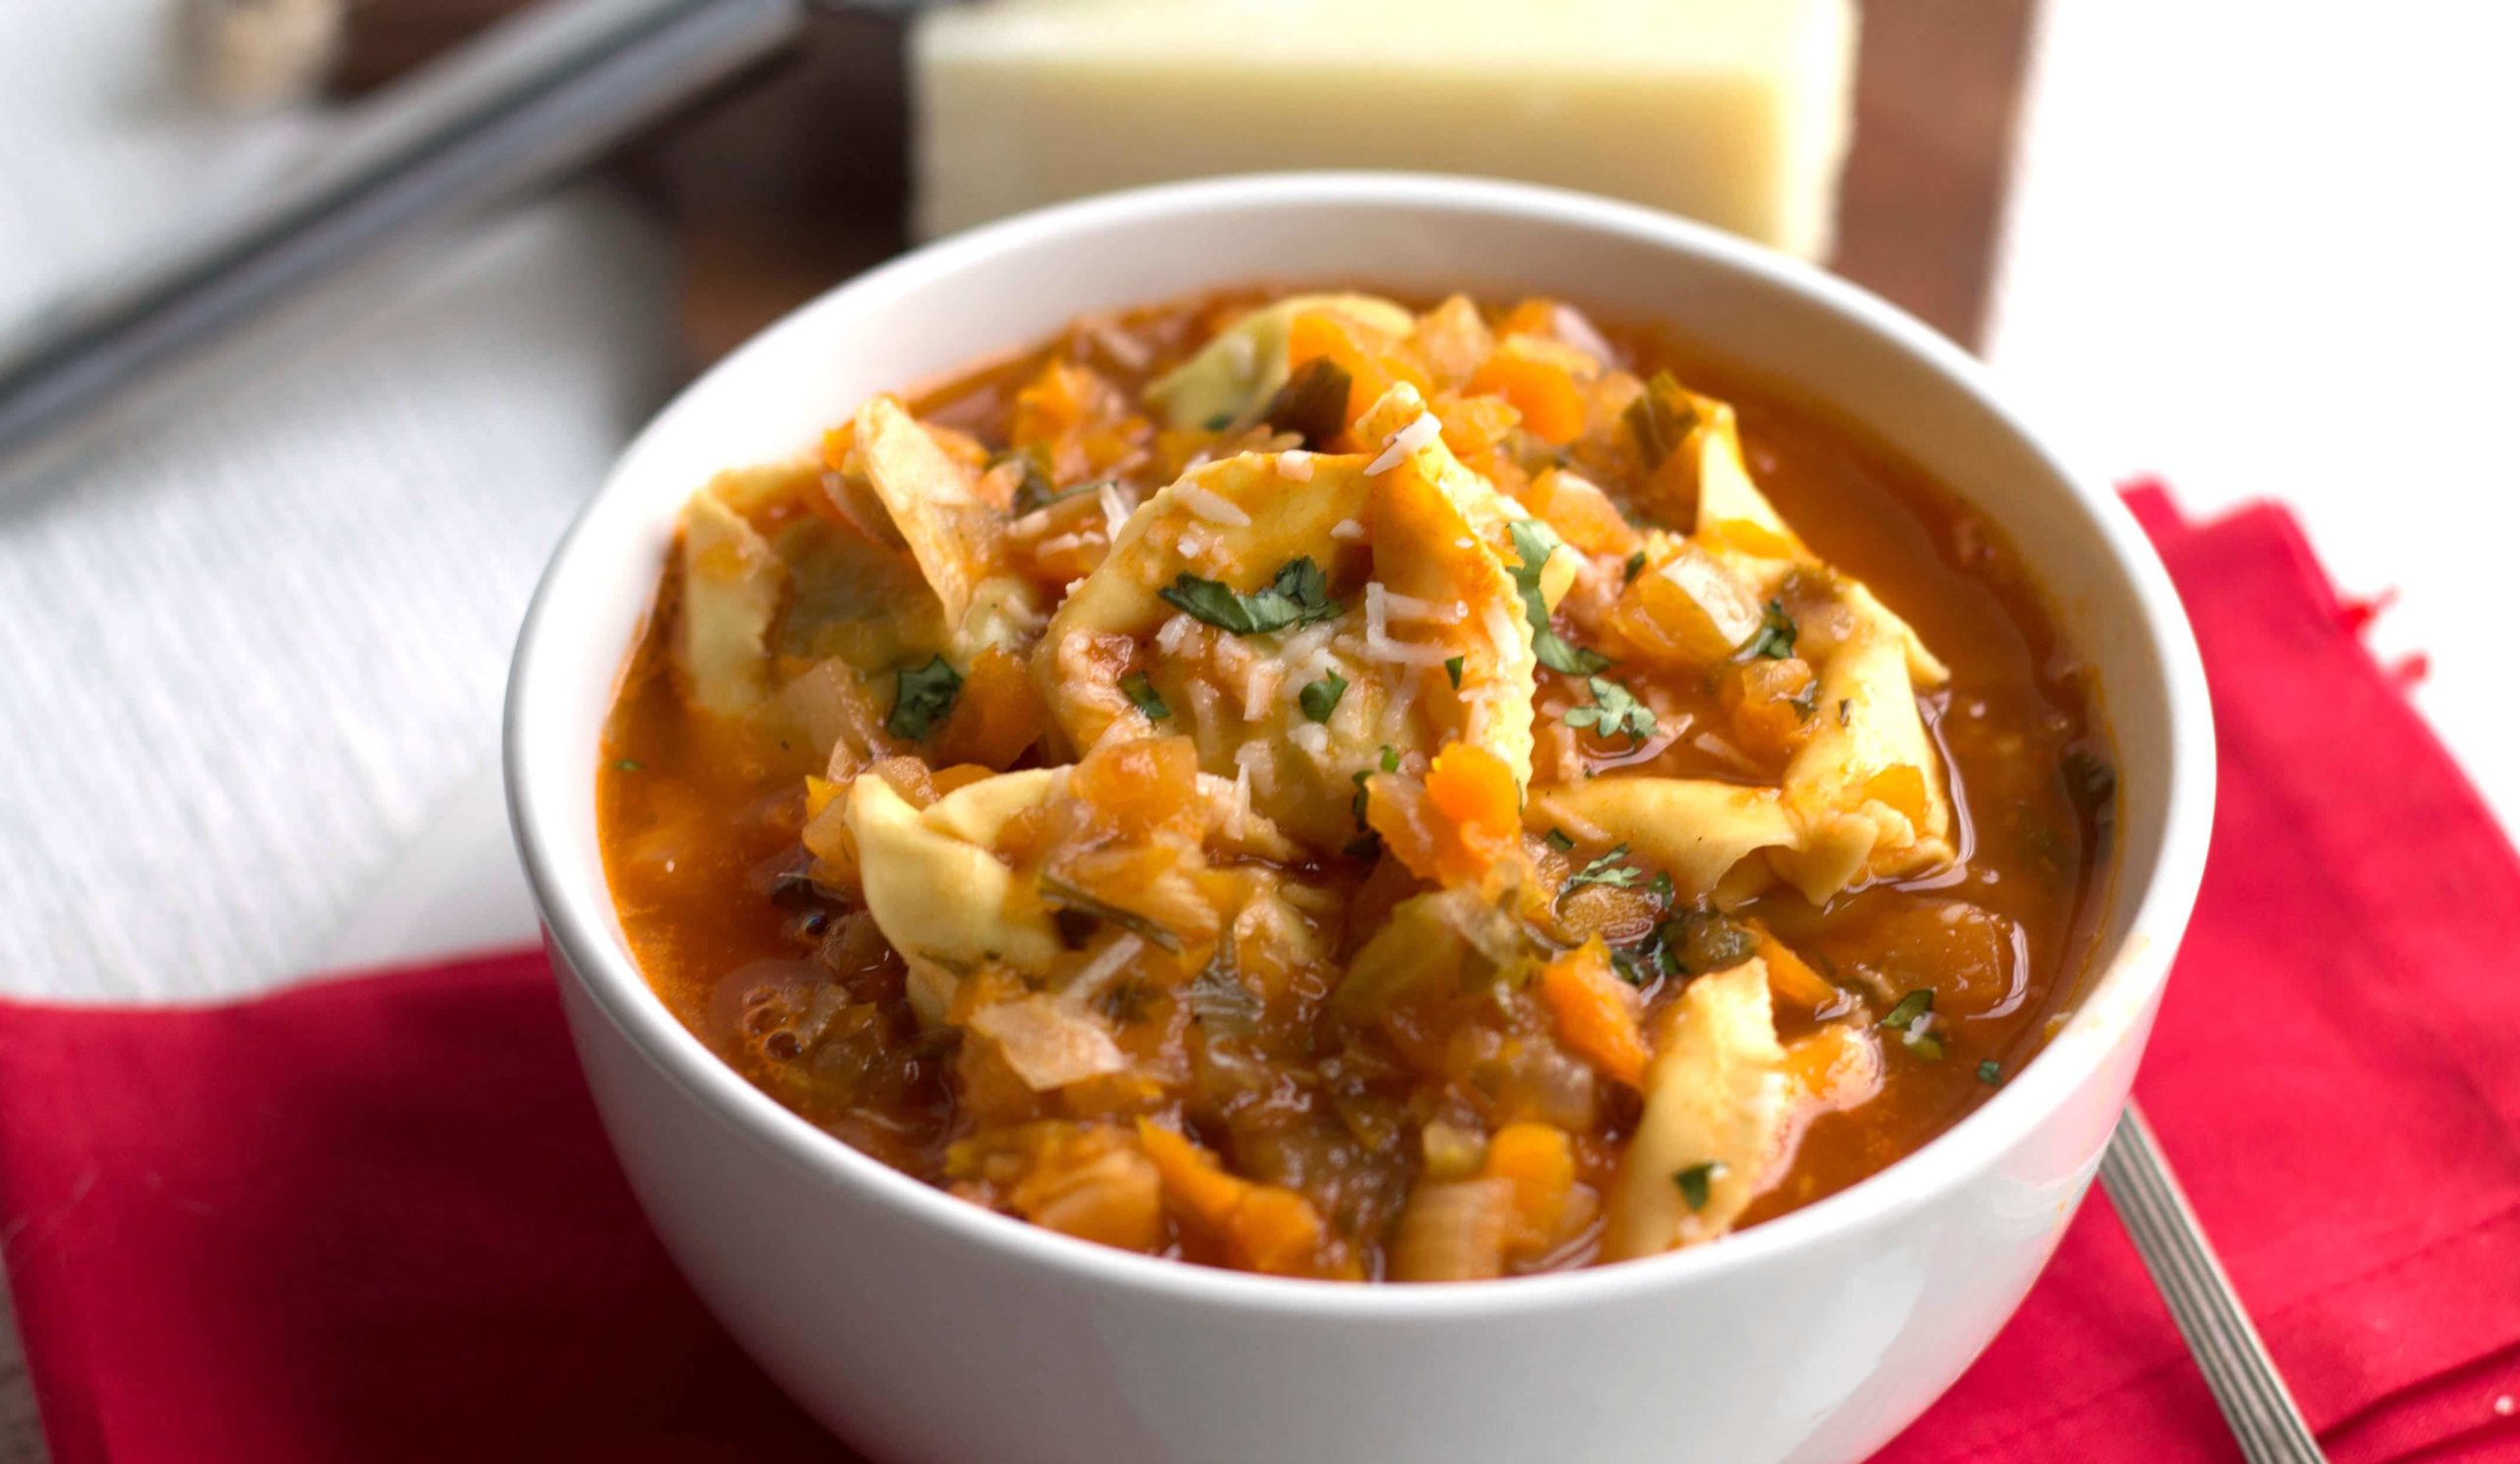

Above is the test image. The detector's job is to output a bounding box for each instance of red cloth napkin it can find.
[5,489,2518,1463]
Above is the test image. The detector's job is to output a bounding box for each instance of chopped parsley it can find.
[1350,749,1399,827]
[1182,929,1260,1032]
[1299,671,1349,724]
[989,449,1055,513]
[1880,988,1933,1031]
[1444,654,1465,688]
[1623,549,1648,584]
[613,758,643,773]
[1625,372,1700,471]
[1739,599,1798,660]
[1908,1031,1948,1061]
[1120,669,1170,721]
[1788,678,1821,723]
[1202,412,1236,432]
[1563,842,1651,895]
[1672,1160,1726,1212]
[1560,675,1658,744]
[1544,828,1576,853]
[885,656,962,740]
[1160,557,1341,635]
[1978,1059,2003,1085]
[1611,908,1755,986]
[1506,519,1612,675]
[1379,744,1401,772]
[1837,698,1854,727]
[1263,357,1354,444]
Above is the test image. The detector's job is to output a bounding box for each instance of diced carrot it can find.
[1536,939,1649,1088]
[1498,298,1559,337]
[1008,1130,1166,1252]
[1467,349,1587,445]
[1721,657,1818,767]
[1431,392,1522,461]
[802,775,844,820]
[1525,467,1643,556]
[1757,931,1840,1011]
[1372,742,1521,889]
[936,648,1050,770]
[928,762,997,798]
[1288,309,1429,434]
[1481,1121,1577,1253]
[1070,733,1202,841]
[1134,1118,1330,1277]
[817,422,856,474]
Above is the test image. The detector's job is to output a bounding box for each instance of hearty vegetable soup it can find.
[598,287,2114,1281]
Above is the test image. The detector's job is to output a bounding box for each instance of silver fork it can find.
[2101,1103,2327,1462]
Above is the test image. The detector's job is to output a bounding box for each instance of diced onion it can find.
[1330,518,1366,542]
[1277,451,1315,481]
[969,994,1129,1091]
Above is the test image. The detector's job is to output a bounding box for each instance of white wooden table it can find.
[3,1,2515,1457]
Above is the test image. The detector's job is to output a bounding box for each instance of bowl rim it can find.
[506,170,2216,1317]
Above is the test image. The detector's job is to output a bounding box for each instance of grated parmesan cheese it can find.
[1156,612,1197,655]
[1234,739,1276,796]
[1365,412,1442,475]
[1378,588,1465,624]
[1099,481,1132,540]
[1482,602,1523,658]
[1330,518,1366,542]
[1224,763,1251,840]
[1289,721,1332,758]
[1035,532,1093,557]
[1361,584,1456,667]
[1276,450,1314,481]
[1552,303,1617,363]
[1241,663,1280,721]
[1178,482,1252,527]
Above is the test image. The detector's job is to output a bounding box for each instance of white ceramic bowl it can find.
[507,173,2214,1464]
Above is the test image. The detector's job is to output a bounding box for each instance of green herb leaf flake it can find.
[886,656,963,740]
[1978,1059,2003,1085]
[1506,519,1612,676]
[1880,988,1934,1031]
[1038,874,1183,954]
[1739,599,1798,661]
[613,758,643,773]
[1444,654,1465,689]
[1159,557,1342,636]
[1120,670,1170,721]
[1299,671,1349,724]
[1563,843,1651,895]
[1623,549,1648,585]
[1560,675,1659,744]
[1673,1160,1726,1212]
[1544,828,1576,853]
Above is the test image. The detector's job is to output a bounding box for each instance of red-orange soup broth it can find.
[598,287,2113,1282]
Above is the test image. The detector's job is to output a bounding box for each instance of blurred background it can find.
[0,0,2514,1452]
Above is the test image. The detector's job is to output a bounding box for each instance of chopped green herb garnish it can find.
[1203,412,1237,432]
[1908,1030,1948,1061]
[1159,557,1342,636]
[1352,748,1401,826]
[1299,671,1349,724]
[2063,748,2117,811]
[1647,870,1674,905]
[1183,928,1260,1032]
[1739,599,1798,660]
[1673,1160,1726,1212]
[989,449,1057,513]
[1379,744,1401,773]
[614,758,643,773]
[1038,875,1183,954]
[1978,1059,2003,1085]
[1263,357,1354,444]
[1625,372,1700,471]
[1563,843,1650,896]
[1881,988,1933,1031]
[1623,549,1648,584]
[1444,654,1465,688]
[885,656,963,740]
[1561,675,1658,744]
[1837,698,1853,727]
[1120,669,1170,721]
[1788,678,1820,724]
[1666,909,1757,975]
[1506,519,1612,675]
[1544,828,1576,853]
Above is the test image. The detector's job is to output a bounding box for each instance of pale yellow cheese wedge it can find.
[913,0,1858,258]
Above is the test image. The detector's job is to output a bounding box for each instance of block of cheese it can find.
[912,0,1858,258]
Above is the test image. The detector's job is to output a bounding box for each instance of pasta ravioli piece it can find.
[1144,292,1414,431]
[849,769,1068,1023]
[830,396,1042,659]
[1601,958,1788,1258]
[1773,624,1954,902]
[1037,390,1537,848]
[1533,779,1796,904]
[675,484,784,717]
